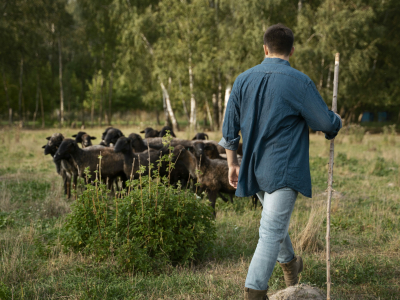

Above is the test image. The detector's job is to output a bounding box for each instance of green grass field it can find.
[0,126,399,299]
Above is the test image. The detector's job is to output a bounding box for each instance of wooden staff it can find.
[326,52,339,300]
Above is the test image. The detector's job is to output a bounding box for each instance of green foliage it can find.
[382,124,396,146]
[60,167,216,273]
[348,125,366,143]
[0,282,12,300]
[372,157,397,177]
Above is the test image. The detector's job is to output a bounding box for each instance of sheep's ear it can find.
[90,136,97,140]
[42,145,46,149]
[205,134,209,139]
[46,136,51,140]
[140,130,145,133]
[72,134,77,137]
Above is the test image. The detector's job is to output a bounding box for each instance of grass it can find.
[0,126,399,299]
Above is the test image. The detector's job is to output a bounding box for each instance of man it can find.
[218,24,342,300]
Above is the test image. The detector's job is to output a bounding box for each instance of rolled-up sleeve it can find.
[301,81,342,140]
[218,83,241,151]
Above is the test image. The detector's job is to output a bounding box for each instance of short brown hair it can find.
[263,24,294,56]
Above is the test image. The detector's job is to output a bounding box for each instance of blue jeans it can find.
[245,188,298,290]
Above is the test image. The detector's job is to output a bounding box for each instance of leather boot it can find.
[279,255,303,287]
[244,287,269,300]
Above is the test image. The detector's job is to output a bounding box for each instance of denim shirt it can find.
[218,57,342,198]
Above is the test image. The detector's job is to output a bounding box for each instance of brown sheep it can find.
[44,133,78,198]
[114,137,189,186]
[140,127,160,138]
[80,133,97,148]
[173,143,236,214]
[192,132,209,140]
[54,139,127,189]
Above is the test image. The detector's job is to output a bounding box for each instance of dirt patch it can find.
[269,284,325,300]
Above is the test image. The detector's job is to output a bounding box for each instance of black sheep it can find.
[192,132,209,140]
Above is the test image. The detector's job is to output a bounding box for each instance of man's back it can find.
[219,57,341,198]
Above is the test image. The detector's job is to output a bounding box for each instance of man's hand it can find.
[228,164,240,189]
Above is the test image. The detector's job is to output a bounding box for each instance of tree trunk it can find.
[18,57,23,124]
[217,72,222,129]
[189,55,196,130]
[161,81,179,132]
[212,93,218,131]
[326,64,332,89]
[40,87,44,128]
[221,85,231,127]
[91,74,97,127]
[58,36,64,125]
[33,74,40,127]
[162,85,169,126]
[99,75,104,126]
[319,58,325,90]
[99,51,105,126]
[179,78,190,123]
[2,65,11,125]
[206,100,213,130]
[108,61,115,125]
[81,77,85,127]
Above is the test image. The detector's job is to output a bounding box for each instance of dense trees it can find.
[1,0,399,127]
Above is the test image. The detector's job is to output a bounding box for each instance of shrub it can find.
[60,149,216,274]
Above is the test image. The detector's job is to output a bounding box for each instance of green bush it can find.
[60,153,216,274]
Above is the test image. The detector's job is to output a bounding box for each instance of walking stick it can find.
[326,53,339,300]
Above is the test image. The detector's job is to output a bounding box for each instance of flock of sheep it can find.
[43,125,256,214]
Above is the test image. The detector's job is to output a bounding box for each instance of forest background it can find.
[1,0,399,130]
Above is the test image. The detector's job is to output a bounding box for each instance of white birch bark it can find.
[189,55,196,130]
[217,74,222,129]
[212,93,218,131]
[160,82,179,132]
[205,100,213,129]
[58,36,64,125]
[221,85,231,127]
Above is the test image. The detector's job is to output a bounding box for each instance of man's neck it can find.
[265,54,290,62]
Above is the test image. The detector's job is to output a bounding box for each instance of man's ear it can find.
[263,44,269,57]
[289,46,295,57]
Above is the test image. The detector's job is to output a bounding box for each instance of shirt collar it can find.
[261,57,291,67]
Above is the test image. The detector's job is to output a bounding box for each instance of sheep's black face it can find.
[72,131,87,143]
[192,133,208,140]
[114,137,131,153]
[53,139,76,162]
[203,144,218,159]
[193,142,205,158]
[44,134,64,156]
[81,134,96,148]
[101,127,113,140]
[103,128,123,146]
[159,126,176,137]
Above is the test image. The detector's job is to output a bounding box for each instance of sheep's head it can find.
[44,133,64,156]
[114,136,132,153]
[203,143,219,159]
[140,127,159,138]
[101,127,113,140]
[193,142,206,159]
[192,133,209,140]
[159,126,176,137]
[172,145,186,159]
[103,128,124,146]
[53,139,77,162]
[81,134,96,148]
[72,131,87,143]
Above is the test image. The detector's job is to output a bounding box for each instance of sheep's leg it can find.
[229,194,234,204]
[73,174,78,194]
[251,195,258,209]
[207,191,217,217]
[66,176,71,199]
[217,192,229,203]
